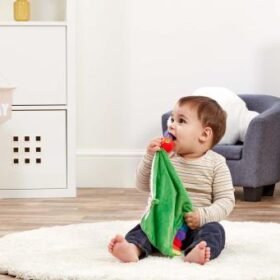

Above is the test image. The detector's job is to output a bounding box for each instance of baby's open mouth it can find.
[165,132,176,141]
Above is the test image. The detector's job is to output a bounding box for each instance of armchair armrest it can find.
[242,101,280,185]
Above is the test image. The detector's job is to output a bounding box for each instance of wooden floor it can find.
[0,186,279,279]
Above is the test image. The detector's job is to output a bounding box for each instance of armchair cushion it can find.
[213,144,243,160]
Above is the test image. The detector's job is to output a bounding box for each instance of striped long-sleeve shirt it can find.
[136,149,235,226]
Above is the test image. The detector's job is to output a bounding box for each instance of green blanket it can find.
[140,150,193,257]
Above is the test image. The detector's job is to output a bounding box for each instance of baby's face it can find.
[168,103,205,155]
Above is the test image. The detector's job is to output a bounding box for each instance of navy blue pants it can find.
[125,222,225,260]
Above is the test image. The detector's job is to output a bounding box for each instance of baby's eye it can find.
[170,117,175,123]
[179,118,186,124]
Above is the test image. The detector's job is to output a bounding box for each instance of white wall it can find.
[76,0,280,187]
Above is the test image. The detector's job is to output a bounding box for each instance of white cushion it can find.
[191,87,259,144]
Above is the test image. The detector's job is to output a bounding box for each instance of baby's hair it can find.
[178,96,227,147]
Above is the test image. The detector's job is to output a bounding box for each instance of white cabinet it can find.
[0,0,76,198]
[0,26,66,105]
[0,110,67,189]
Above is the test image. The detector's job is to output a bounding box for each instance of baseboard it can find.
[76,149,145,188]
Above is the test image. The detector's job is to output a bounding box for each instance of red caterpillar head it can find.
[160,137,175,153]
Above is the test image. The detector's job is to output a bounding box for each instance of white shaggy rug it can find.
[0,220,279,280]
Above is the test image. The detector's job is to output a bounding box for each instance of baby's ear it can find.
[199,127,213,143]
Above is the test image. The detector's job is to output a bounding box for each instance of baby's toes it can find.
[205,247,211,262]
[108,241,115,251]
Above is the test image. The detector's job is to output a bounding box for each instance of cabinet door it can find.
[0,110,67,189]
[0,26,66,105]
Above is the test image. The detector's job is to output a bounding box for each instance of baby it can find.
[108,96,235,265]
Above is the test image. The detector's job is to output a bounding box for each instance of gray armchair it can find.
[162,94,280,202]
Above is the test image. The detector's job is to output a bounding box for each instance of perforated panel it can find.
[12,135,43,166]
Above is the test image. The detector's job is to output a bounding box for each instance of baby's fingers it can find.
[147,137,163,155]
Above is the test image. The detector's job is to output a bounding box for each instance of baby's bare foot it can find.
[108,234,140,263]
[184,241,211,265]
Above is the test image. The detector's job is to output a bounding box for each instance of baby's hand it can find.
[147,137,162,156]
[185,211,200,230]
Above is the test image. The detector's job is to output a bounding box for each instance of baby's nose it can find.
[168,121,176,130]
[167,117,173,128]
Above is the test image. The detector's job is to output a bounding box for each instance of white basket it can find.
[0,86,15,125]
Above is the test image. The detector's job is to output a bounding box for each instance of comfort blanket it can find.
[140,150,193,257]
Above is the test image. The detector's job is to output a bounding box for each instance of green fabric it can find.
[140,150,193,257]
